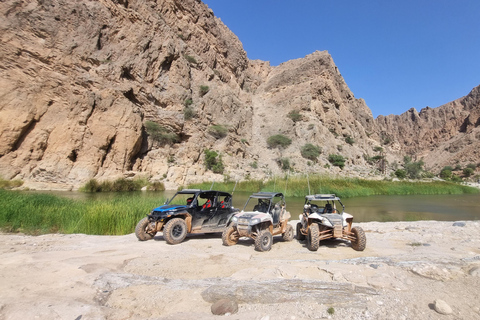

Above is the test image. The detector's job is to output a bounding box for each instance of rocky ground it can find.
[1,220,480,320]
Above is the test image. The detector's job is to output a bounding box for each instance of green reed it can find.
[0,190,164,235]
[189,175,478,198]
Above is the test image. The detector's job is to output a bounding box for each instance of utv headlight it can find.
[250,218,260,225]
[232,216,238,223]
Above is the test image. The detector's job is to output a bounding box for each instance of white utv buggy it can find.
[296,194,366,252]
[222,192,294,252]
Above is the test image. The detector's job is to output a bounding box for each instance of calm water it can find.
[47,191,480,222]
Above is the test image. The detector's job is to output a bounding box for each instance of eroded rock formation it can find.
[0,0,478,189]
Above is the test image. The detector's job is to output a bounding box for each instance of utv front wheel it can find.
[222,225,239,246]
[282,224,294,241]
[307,224,320,251]
[163,218,187,245]
[255,229,273,252]
[296,222,306,241]
[135,217,156,241]
[351,226,366,251]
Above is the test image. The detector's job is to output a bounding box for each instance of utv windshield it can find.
[243,193,285,213]
[167,191,197,206]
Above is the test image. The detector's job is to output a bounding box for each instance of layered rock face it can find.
[375,85,480,172]
[0,0,381,189]
[0,0,477,190]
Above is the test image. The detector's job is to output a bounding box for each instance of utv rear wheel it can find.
[255,229,273,252]
[135,217,156,241]
[351,226,366,251]
[296,222,305,241]
[282,224,294,241]
[307,223,320,251]
[163,218,187,245]
[222,225,239,246]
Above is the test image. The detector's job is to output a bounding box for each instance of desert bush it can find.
[184,106,195,120]
[345,136,355,145]
[328,154,346,169]
[439,168,452,179]
[267,134,292,149]
[287,110,302,122]
[394,169,407,179]
[277,158,291,171]
[0,178,23,190]
[204,149,224,173]
[145,121,179,145]
[466,163,477,170]
[184,55,197,64]
[199,85,209,96]
[300,143,321,161]
[463,167,474,177]
[208,125,228,139]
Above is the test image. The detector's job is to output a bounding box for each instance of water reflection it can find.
[36,190,480,222]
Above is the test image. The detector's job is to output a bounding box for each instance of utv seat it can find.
[272,204,281,225]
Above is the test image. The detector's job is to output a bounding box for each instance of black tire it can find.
[296,222,306,241]
[135,217,156,241]
[222,225,239,246]
[163,218,187,245]
[351,226,366,251]
[254,229,273,252]
[282,224,294,241]
[306,223,320,251]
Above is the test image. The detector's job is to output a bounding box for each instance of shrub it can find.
[148,181,165,191]
[145,121,179,145]
[277,158,291,171]
[204,149,224,173]
[81,178,147,192]
[184,55,197,64]
[199,85,209,96]
[300,143,321,161]
[404,159,424,179]
[0,178,23,190]
[250,161,258,169]
[467,163,477,170]
[373,146,384,152]
[440,168,452,179]
[395,169,407,179]
[267,134,292,149]
[345,136,355,145]
[208,125,228,139]
[328,154,346,169]
[287,110,302,122]
[184,106,195,120]
[184,99,193,107]
[463,167,474,177]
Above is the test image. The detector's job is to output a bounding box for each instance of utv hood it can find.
[152,205,187,213]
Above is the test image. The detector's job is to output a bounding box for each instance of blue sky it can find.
[202,0,480,117]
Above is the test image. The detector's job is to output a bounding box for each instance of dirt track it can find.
[1,220,480,319]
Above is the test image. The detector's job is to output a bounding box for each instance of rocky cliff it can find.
[375,85,480,172]
[0,0,478,190]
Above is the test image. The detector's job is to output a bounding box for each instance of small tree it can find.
[394,169,406,179]
[267,134,292,149]
[204,149,224,174]
[300,143,321,161]
[440,168,452,179]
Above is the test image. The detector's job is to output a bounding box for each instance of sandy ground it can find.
[1,220,480,320]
